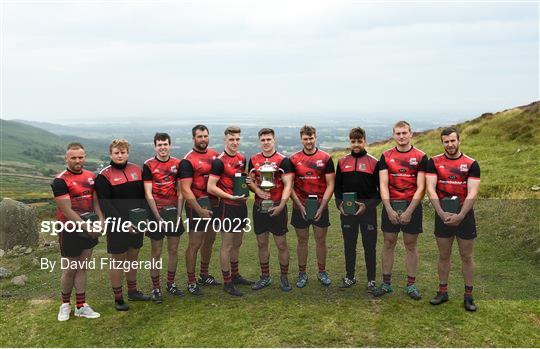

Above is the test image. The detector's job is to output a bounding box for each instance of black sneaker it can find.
[115,299,129,311]
[367,280,377,293]
[464,295,477,312]
[198,274,222,286]
[232,275,255,286]
[166,283,185,297]
[430,292,449,305]
[127,290,150,301]
[339,277,357,288]
[223,283,243,297]
[151,289,163,304]
[251,276,272,290]
[187,283,203,296]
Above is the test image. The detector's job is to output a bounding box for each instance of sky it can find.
[1,0,538,123]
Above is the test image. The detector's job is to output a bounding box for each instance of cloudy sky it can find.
[1,1,538,123]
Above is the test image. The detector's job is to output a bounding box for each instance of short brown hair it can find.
[300,125,316,137]
[440,127,460,140]
[258,128,275,138]
[393,120,411,132]
[224,126,241,136]
[349,127,366,140]
[109,139,130,153]
[66,142,84,151]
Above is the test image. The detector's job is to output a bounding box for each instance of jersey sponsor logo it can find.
[449,175,457,180]
[316,159,323,167]
[409,158,418,165]
[399,168,406,173]
[460,164,468,172]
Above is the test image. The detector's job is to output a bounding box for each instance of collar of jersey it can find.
[110,161,128,170]
[350,149,367,158]
[223,150,237,158]
[302,148,318,156]
[155,156,171,163]
[192,148,208,154]
[66,168,83,175]
[443,152,463,160]
[262,151,277,158]
[395,145,414,153]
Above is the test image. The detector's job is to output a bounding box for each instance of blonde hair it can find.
[109,138,130,153]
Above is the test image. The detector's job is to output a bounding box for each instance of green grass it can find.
[0,199,539,347]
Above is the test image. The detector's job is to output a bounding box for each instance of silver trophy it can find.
[256,160,277,213]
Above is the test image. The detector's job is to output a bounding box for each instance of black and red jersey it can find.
[426,153,480,204]
[289,148,335,208]
[335,150,380,209]
[209,151,247,206]
[248,151,294,205]
[142,156,180,210]
[51,169,96,222]
[379,146,428,201]
[95,161,146,220]
[178,148,219,205]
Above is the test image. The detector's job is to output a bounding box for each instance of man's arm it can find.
[399,155,428,225]
[144,182,161,221]
[314,158,335,221]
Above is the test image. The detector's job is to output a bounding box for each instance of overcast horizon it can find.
[1,1,538,123]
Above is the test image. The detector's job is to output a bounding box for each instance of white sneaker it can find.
[57,303,71,321]
[74,303,101,319]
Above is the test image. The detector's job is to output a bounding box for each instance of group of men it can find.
[51,121,480,322]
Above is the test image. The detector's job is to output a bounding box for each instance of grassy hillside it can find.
[335,101,540,199]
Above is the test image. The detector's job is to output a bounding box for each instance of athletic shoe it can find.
[223,283,243,297]
[57,303,71,321]
[464,295,477,312]
[166,283,185,297]
[127,290,150,301]
[340,277,356,288]
[367,280,377,293]
[317,271,331,286]
[252,276,272,290]
[232,275,255,286]
[405,284,422,300]
[198,274,222,286]
[372,283,393,297]
[280,275,292,292]
[296,272,308,288]
[430,292,449,305]
[74,303,101,319]
[187,283,203,296]
[115,299,129,311]
[151,289,163,304]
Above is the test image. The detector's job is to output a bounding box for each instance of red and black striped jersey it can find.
[51,169,95,222]
[248,151,294,205]
[426,153,480,204]
[379,146,428,201]
[142,156,180,210]
[94,161,146,220]
[335,150,380,208]
[289,148,335,208]
[178,148,219,203]
[209,151,246,206]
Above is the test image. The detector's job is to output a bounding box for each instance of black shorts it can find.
[434,210,477,240]
[381,203,423,234]
[59,230,98,258]
[291,207,330,229]
[185,203,220,232]
[106,228,144,254]
[253,203,288,236]
[145,212,185,241]
[216,201,249,232]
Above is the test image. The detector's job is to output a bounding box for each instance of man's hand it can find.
[196,208,213,219]
[231,194,248,202]
[298,204,307,220]
[387,208,400,225]
[438,211,453,222]
[355,202,367,216]
[255,188,271,200]
[338,202,347,216]
[399,209,412,225]
[268,204,285,217]
[314,207,325,221]
[444,213,464,227]
[128,222,138,235]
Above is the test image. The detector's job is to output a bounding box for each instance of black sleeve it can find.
[280,158,293,174]
[248,158,254,172]
[178,159,194,179]
[469,161,480,179]
[210,158,224,177]
[418,154,428,172]
[288,157,295,171]
[325,157,335,173]
[378,154,387,170]
[334,162,343,204]
[425,158,437,174]
[142,164,152,181]
[94,174,121,218]
[51,178,69,197]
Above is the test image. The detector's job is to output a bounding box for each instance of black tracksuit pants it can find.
[340,209,377,281]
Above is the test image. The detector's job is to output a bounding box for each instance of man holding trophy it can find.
[248,128,294,292]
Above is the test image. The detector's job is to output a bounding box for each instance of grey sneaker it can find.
[340,277,357,288]
[167,283,185,297]
[127,290,150,301]
[187,283,203,296]
[405,284,422,300]
[296,272,308,288]
[317,271,331,286]
[151,289,163,304]
[367,280,377,293]
[372,283,393,297]
[280,275,292,292]
[251,276,272,290]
